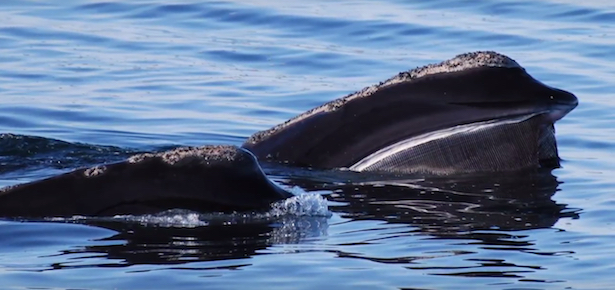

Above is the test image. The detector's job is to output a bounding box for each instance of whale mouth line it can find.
[547,103,577,123]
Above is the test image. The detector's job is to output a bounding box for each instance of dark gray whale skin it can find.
[0,51,578,218]
[242,51,578,174]
[0,146,292,217]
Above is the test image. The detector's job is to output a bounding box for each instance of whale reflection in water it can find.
[0,51,578,217]
[37,167,578,267]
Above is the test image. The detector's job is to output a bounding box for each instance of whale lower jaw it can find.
[349,113,558,175]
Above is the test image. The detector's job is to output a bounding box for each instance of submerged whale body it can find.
[0,146,291,217]
[0,51,578,217]
[243,51,578,174]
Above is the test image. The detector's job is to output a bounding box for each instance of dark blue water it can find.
[1,1,614,289]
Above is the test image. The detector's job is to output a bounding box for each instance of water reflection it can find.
[278,167,578,232]
[47,214,328,268]
[86,221,277,265]
[272,166,580,280]
[27,165,579,283]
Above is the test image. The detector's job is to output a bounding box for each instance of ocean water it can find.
[0,0,614,289]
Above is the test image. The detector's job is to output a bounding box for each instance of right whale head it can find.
[243,51,578,175]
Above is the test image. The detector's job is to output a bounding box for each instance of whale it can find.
[0,146,292,217]
[0,51,578,217]
[243,51,578,175]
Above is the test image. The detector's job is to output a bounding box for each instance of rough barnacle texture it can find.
[84,165,107,177]
[128,145,246,166]
[245,51,520,145]
[385,51,520,87]
[0,184,16,194]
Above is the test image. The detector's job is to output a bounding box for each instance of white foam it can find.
[46,193,330,228]
[268,193,331,218]
[108,193,330,227]
[111,209,208,228]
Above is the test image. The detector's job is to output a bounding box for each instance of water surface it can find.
[0,1,614,289]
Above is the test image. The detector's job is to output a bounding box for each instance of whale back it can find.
[0,145,292,217]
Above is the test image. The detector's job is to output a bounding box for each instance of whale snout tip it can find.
[552,88,578,107]
[545,88,578,122]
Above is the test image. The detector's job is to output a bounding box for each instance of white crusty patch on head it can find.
[84,165,107,177]
[128,145,245,165]
[246,51,520,145]
[0,184,17,194]
[383,51,521,87]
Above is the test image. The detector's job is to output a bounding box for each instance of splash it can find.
[115,192,331,227]
[267,191,331,218]
[45,191,330,229]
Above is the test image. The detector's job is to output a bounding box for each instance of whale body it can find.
[243,51,577,174]
[0,51,578,217]
[0,146,291,217]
